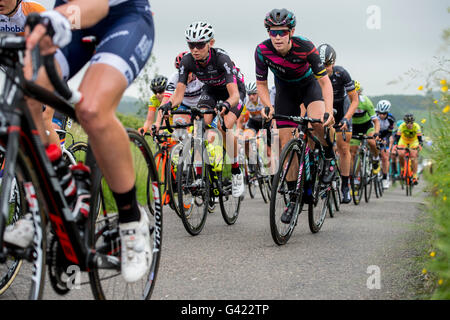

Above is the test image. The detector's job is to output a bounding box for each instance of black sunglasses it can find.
[152,89,164,94]
[188,42,207,50]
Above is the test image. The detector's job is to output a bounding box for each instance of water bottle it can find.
[71,163,91,226]
[46,143,77,208]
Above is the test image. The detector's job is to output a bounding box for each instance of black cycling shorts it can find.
[246,117,272,145]
[198,85,246,119]
[274,75,323,129]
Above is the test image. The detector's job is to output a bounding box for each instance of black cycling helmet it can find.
[317,43,336,66]
[264,8,296,30]
[403,113,415,123]
[150,75,168,93]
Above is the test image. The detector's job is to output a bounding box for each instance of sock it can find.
[113,186,141,224]
[341,176,349,189]
[383,173,387,179]
[231,158,240,174]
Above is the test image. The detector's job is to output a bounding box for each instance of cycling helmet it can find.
[403,113,415,123]
[317,44,336,66]
[175,51,188,69]
[246,82,257,95]
[354,80,361,93]
[150,75,168,93]
[264,8,296,30]
[185,21,215,42]
[376,100,391,113]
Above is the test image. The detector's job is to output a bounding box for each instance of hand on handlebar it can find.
[216,101,231,116]
[138,127,147,136]
[338,118,350,131]
[323,112,335,128]
[262,106,274,120]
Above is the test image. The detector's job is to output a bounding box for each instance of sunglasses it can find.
[188,41,208,50]
[268,29,290,38]
[152,89,165,94]
[377,112,388,115]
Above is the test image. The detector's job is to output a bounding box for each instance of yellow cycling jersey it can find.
[148,94,161,111]
[397,122,421,143]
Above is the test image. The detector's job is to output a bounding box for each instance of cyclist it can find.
[317,43,359,203]
[255,8,335,223]
[8,0,156,283]
[158,21,246,198]
[241,82,272,169]
[349,80,380,189]
[393,113,423,185]
[153,52,205,133]
[140,75,168,134]
[0,0,45,35]
[376,99,396,189]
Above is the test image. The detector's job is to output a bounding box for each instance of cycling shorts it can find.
[55,0,154,87]
[246,117,272,145]
[350,121,374,146]
[197,85,246,119]
[398,138,420,149]
[273,76,323,129]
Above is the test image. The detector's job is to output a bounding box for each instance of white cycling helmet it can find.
[376,100,391,113]
[185,21,215,42]
[246,82,257,95]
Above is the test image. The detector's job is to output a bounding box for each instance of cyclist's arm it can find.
[345,89,359,120]
[143,106,156,132]
[166,82,187,109]
[225,82,240,109]
[317,75,334,116]
[373,117,380,134]
[256,80,272,110]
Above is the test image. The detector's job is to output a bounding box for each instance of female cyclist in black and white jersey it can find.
[159,21,246,198]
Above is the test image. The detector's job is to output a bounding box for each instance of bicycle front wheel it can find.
[0,149,47,300]
[269,139,305,245]
[308,154,328,233]
[88,129,162,300]
[218,160,242,225]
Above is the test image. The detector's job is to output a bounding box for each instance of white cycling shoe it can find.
[119,207,152,283]
[3,213,34,248]
[232,172,245,198]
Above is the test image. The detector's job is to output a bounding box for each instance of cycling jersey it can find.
[148,94,161,111]
[55,0,154,87]
[243,96,265,121]
[165,71,203,108]
[178,48,246,118]
[329,66,355,102]
[255,36,327,83]
[352,95,376,125]
[0,0,46,34]
[378,113,396,139]
[397,122,421,144]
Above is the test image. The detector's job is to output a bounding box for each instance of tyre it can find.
[176,142,209,235]
[167,143,183,218]
[351,152,363,205]
[0,149,47,299]
[218,152,242,225]
[88,129,162,300]
[308,153,328,233]
[269,139,305,245]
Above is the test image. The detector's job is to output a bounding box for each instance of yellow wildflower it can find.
[443,106,450,113]
[441,79,447,85]
[421,119,426,124]
[442,86,448,93]
[444,196,447,201]
[430,251,436,257]
[433,100,438,104]
[422,268,427,274]
[418,85,424,91]
[438,279,444,285]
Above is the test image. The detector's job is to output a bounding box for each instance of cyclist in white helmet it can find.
[376,99,396,189]
[158,21,247,198]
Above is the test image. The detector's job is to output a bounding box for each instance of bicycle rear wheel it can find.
[167,143,183,218]
[0,149,47,299]
[88,129,162,300]
[269,139,304,245]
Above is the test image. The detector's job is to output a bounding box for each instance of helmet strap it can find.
[5,0,22,16]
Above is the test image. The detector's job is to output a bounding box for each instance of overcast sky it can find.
[40,0,449,97]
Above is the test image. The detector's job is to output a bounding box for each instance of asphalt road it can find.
[1,180,426,300]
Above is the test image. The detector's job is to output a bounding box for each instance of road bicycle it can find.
[241,126,271,203]
[397,146,417,196]
[0,31,162,299]
[269,112,332,245]
[146,112,192,218]
[176,104,243,236]
[350,134,377,205]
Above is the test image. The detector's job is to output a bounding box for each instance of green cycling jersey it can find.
[352,94,376,125]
